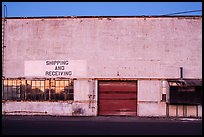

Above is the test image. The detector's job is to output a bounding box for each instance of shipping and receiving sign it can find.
[24,60,87,77]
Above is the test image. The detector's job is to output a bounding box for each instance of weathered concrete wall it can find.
[2,17,202,117]
[2,101,97,116]
[73,79,97,116]
[3,17,202,79]
[2,101,73,116]
[137,80,166,116]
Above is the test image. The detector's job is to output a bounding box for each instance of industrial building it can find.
[2,16,202,117]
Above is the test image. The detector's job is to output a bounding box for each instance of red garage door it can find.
[99,81,137,116]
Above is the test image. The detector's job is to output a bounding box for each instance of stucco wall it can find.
[3,17,202,79]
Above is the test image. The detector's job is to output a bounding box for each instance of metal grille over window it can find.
[2,79,74,101]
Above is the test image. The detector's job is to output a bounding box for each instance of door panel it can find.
[99,81,137,116]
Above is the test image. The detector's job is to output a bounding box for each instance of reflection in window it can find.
[55,80,74,100]
[2,79,74,101]
[27,80,45,100]
[3,79,21,100]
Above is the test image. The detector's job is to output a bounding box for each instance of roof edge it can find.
[2,15,202,19]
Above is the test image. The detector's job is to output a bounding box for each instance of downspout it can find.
[180,67,183,79]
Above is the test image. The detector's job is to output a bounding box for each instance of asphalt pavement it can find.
[2,115,202,135]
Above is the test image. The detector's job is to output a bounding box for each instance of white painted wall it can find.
[198,105,202,117]
[2,17,202,117]
[137,80,166,116]
[3,17,202,79]
[2,101,73,116]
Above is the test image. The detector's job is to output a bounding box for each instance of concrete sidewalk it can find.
[2,115,202,122]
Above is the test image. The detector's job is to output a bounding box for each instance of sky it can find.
[2,2,202,17]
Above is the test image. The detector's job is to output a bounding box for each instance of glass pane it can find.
[55,87,60,93]
[36,81,41,86]
[16,86,21,100]
[70,80,74,86]
[17,80,21,86]
[56,81,60,87]
[4,80,7,85]
[21,80,26,85]
[40,87,45,92]
[45,80,49,85]
[20,84,26,100]
[169,82,178,86]
[32,81,36,86]
[41,81,45,86]
[59,87,64,93]
[12,80,16,86]
[3,84,8,100]
[67,93,74,100]
[64,81,69,86]
[61,81,65,87]
[7,86,13,100]
[27,80,31,85]
[51,86,55,90]
[45,80,49,89]
[51,80,55,87]
[8,80,13,86]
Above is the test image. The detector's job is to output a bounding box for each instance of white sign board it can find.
[24,60,87,78]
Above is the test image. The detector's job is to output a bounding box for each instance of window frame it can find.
[2,78,74,101]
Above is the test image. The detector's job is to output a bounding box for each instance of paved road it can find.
[2,115,202,135]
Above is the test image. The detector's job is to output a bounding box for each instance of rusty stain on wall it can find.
[72,108,84,116]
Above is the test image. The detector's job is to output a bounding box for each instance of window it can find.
[3,79,21,100]
[161,94,166,102]
[27,80,45,100]
[55,80,73,100]
[2,79,74,101]
[168,79,202,105]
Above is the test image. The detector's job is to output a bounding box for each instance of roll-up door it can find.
[99,81,137,116]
